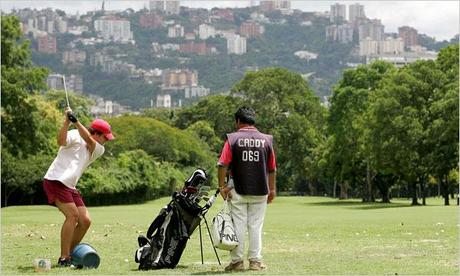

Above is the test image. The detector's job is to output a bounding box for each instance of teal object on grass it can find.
[71,243,100,269]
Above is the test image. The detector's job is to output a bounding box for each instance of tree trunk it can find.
[443,175,450,206]
[333,180,337,198]
[339,181,349,200]
[410,181,419,205]
[308,181,317,196]
[381,186,390,203]
[362,160,372,202]
[420,179,426,205]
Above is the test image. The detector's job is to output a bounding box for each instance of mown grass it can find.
[1,196,458,275]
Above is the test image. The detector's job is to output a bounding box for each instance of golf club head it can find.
[184,169,207,188]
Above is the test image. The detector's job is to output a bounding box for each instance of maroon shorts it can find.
[43,179,85,207]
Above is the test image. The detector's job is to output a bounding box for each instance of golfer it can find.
[217,106,276,271]
[43,107,114,266]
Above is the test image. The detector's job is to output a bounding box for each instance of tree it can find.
[105,115,215,170]
[186,120,222,154]
[175,94,245,139]
[327,61,395,201]
[427,45,459,205]
[230,67,326,192]
[367,60,446,205]
[1,15,49,156]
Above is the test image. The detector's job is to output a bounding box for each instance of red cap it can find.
[90,119,114,140]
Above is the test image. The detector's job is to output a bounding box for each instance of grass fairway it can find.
[1,196,458,275]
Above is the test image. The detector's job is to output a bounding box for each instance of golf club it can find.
[62,75,70,108]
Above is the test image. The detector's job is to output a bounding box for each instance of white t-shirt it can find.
[44,129,105,189]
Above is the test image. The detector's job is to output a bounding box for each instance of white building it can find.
[330,3,346,23]
[227,34,246,55]
[55,17,68,33]
[47,20,54,33]
[294,51,318,60]
[360,37,405,56]
[156,94,172,108]
[358,19,384,41]
[366,51,438,68]
[149,0,180,15]
[184,86,210,98]
[46,74,83,93]
[379,37,404,54]
[46,74,65,91]
[94,17,133,42]
[359,38,379,56]
[216,29,237,39]
[349,3,365,23]
[198,24,216,40]
[90,95,129,116]
[326,24,353,43]
[168,24,184,38]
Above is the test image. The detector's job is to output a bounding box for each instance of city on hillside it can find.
[4,0,458,115]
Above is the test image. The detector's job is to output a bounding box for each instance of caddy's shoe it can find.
[249,260,267,271]
[57,257,72,267]
[225,261,244,272]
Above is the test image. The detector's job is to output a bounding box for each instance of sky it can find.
[1,1,458,41]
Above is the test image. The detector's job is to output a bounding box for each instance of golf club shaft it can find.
[63,75,70,108]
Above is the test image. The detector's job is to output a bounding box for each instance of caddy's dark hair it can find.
[235,106,256,125]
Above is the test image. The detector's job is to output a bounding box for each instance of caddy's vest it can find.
[227,129,274,195]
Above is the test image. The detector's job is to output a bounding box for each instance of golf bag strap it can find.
[146,203,172,239]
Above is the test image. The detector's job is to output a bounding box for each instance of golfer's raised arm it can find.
[57,116,71,146]
[74,121,96,153]
[64,108,96,153]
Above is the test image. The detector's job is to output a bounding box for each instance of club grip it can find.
[67,112,78,123]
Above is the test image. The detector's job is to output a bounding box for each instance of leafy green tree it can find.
[231,67,326,192]
[105,115,215,170]
[367,60,446,205]
[175,94,245,139]
[1,151,54,206]
[427,45,459,205]
[1,95,62,206]
[142,107,178,126]
[327,61,395,201]
[186,120,223,154]
[79,150,187,205]
[1,15,49,156]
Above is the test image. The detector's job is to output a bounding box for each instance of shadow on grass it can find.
[306,200,414,210]
[17,265,35,273]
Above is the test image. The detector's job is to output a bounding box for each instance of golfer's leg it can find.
[70,206,92,251]
[55,200,79,258]
[247,200,267,262]
[229,196,247,263]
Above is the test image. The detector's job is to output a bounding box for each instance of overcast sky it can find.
[1,1,458,41]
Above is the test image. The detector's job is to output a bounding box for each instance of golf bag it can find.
[134,169,219,270]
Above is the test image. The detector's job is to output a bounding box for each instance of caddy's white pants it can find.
[229,189,268,263]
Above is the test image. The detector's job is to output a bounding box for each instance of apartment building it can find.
[94,17,133,42]
[330,3,346,23]
[198,24,216,40]
[149,0,180,15]
[168,24,185,38]
[398,26,418,48]
[62,50,86,65]
[239,21,265,38]
[162,69,198,89]
[227,34,247,55]
[37,35,57,53]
